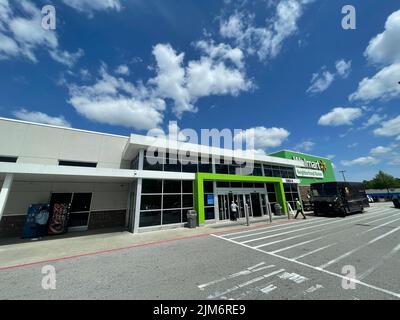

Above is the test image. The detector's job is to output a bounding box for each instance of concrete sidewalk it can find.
[0,215,302,270]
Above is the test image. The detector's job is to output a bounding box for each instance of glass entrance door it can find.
[218,194,230,221]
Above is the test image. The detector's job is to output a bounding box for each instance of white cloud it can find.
[370,146,391,155]
[364,10,400,66]
[196,40,244,69]
[318,107,362,126]
[294,140,314,152]
[335,59,352,78]
[307,59,351,94]
[307,70,335,94]
[115,64,130,76]
[326,154,335,160]
[62,0,121,15]
[347,142,358,149]
[350,10,400,103]
[220,0,312,61]
[349,62,400,102]
[13,109,71,127]
[373,115,400,137]
[362,113,387,128]
[0,1,83,66]
[150,43,193,115]
[150,42,252,117]
[186,56,252,101]
[234,126,290,150]
[341,156,380,167]
[65,41,253,128]
[67,67,166,130]
[49,49,84,68]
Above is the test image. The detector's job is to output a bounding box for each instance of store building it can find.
[269,150,336,200]
[0,118,335,238]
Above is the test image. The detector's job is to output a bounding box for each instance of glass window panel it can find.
[254,183,264,189]
[242,182,253,188]
[163,194,181,209]
[162,209,182,225]
[268,193,277,203]
[204,181,214,193]
[182,180,193,193]
[163,180,181,193]
[183,194,194,208]
[143,157,163,171]
[70,193,92,212]
[231,182,243,188]
[182,163,198,173]
[253,166,263,176]
[266,183,276,193]
[140,211,161,227]
[141,195,162,210]
[205,207,215,220]
[217,181,230,188]
[264,165,273,177]
[215,164,229,174]
[142,179,162,194]
[272,167,281,177]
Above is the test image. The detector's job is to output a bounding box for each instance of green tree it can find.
[364,171,400,189]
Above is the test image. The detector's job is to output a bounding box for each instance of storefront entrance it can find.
[217,191,267,221]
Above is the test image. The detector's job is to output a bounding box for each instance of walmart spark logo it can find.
[319,160,327,172]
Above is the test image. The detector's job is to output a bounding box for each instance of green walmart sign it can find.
[269,150,336,186]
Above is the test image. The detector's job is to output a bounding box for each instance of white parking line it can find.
[198,262,275,290]
[359,216,400,235]
[358,243,400,281]
[318,225,400,270]
[211,233,400,299]
[292,243,337,261]
[252,211,397,249]
[269,236,325,254]
[222,217,324,238]
[207,268,285,299]
[222,206,392,239]
[240,209,395,245]
[230,217,328,240]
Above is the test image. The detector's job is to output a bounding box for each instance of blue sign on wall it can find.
[207,194,214,206]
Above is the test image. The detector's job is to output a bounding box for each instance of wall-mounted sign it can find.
[206,194,214,206]
[293,156,327,173]
[295,167,324,179]
[282,178,301,184]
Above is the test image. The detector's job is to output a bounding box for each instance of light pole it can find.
[339,170,347,182]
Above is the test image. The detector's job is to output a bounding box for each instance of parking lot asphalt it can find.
[0,202,399,300]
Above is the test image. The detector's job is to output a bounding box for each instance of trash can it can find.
[274,203,282,216]
[187,210,198,228]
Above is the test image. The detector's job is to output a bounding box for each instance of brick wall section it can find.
[299,186,311,201]
[88,210,127,230]
[0,216,26,238]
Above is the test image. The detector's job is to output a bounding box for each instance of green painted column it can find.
[275,182,288,215]
[194,174,205,224]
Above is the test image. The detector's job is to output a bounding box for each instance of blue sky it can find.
[0,0,399,181]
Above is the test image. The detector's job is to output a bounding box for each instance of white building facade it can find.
[0,118,325,238]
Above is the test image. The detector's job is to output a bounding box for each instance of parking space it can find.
[211,203,400,299]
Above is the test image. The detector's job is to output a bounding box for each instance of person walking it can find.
[230,201,239,221]
[295,198,306,219]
